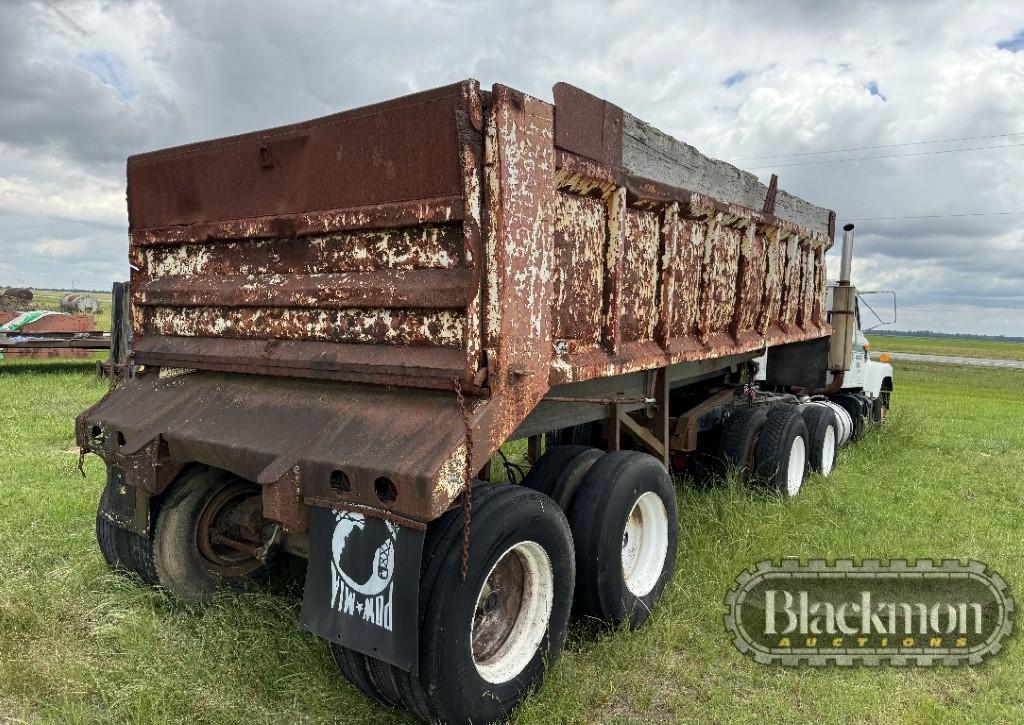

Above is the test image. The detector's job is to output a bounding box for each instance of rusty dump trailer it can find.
[78,80,849,723]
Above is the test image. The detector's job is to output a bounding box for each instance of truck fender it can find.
[861,360,894,398]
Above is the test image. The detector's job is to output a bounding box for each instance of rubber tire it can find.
[332,482,504,714]
[331,645,399,708]
[830,394,866,441]
[752,405,809,497]
[95,507,159,585]
[568,451,679,629]
[719,406,770,473]
[871,389,890,424]
[801,405,837,476]
[522,445,603,511]
[546,420,604,449]
[153,468,272,602]
[372,484,574,724]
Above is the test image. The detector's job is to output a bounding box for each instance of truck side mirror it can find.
[856,290,897,331]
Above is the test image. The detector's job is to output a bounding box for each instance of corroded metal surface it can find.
[85,78,835,524]
[138,305,465,347]
[552,192,604,349]
[78,371,477,524]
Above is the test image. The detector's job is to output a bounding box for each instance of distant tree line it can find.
[871,330,1024,343]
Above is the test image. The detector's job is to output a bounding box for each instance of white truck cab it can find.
[755,286,894,406]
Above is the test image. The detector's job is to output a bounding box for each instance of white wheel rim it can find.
[621,492,669,597]
[823,401,851,446]
[820,425,836,476]
[471,541,553,684]
[786,436,806,496]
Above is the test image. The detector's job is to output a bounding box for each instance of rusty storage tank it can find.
[78,80,837,724]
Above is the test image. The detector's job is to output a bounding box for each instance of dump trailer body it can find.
[78,79,833,528]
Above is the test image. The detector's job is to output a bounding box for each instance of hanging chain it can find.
[452,376,473,580]
[110,350,135,389]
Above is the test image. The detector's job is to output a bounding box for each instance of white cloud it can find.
[0,0,1022,333]
[30,238,87,258]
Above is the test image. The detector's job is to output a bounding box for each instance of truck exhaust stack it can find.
[828,223,857,372]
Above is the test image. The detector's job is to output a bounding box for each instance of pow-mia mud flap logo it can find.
[725,560,1014,666]
[300,507,425,671]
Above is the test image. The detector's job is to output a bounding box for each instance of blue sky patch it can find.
[77,52,136,101]
[723,70,747,87]
[996,29,1024,51]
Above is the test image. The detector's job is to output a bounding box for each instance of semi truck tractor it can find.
[78,80,892,724]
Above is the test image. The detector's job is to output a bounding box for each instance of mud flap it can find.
[299,506,424,672]
[98,463,150,536]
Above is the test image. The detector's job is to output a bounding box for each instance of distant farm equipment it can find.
[0,283,129,369]
[60,293,102,314]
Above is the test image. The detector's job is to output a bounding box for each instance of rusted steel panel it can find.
[758,231,786,334]
[601,187,627,353]
[132,224,463,278]
[552,192,604,349]
[138,305,465,347]
[127,82,484,390]
[732,225,768,338]
[779,235,803,330]
[77,371,481,523]
[653,203,678,348]
[697,219,741,342]
[552,82,623,169]
[135,269,473,310]
[130,197,465,247]
[477,84,555,464]
[669,216,704,341]
[131,337,473,390]
[620,208,659,342]
[127,83,469,232]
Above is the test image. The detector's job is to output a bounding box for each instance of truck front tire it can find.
[568,451,679,629]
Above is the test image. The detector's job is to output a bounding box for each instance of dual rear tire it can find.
[718,402,839,496]
[332,483,575,724]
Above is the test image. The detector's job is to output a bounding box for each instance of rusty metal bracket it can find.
[670,388,735,452]
[543,395,654,405]
[604,366,670,466]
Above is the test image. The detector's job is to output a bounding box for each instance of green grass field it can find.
[1,359,1023,723]
[871,334,1024,362]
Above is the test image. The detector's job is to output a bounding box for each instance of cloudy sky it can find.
[1,0,1022,335]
